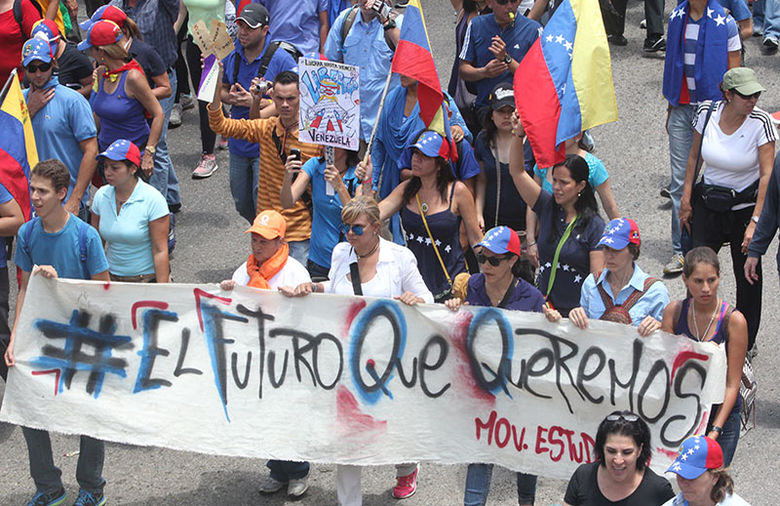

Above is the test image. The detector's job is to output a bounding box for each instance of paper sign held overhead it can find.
[197,54,219,103]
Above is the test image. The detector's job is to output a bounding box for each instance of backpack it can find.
[12,0,43,39]
[232,40,284,85]
[21,216,91,280]
[672,301,757,433]
[596,274,660,325]
[339,3,404,55]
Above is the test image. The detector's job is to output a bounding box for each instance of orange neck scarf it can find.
[246,243,289,289]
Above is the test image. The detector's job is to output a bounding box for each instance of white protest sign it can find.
[1,277,726,480]
[298,58,360,151]
[197,54,220,103]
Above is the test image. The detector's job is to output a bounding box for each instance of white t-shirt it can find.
[231,255,311,289]
[662,490,751,506]
[694,100,776,193]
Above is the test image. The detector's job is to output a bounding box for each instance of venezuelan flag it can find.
[0,70,36,221]
[390,0,456,160]
[514,0,617,168]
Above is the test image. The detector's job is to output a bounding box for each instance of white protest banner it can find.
[1,277,726,480]
[298,58,360,150]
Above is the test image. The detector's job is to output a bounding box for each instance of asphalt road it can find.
[2,1,780,504]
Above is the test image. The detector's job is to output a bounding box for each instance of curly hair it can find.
[593,411,652,471]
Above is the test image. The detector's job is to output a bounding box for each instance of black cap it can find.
[489,82,514,110]
[237,3,270,29]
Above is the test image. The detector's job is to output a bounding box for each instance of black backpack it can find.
[13,0,43,39]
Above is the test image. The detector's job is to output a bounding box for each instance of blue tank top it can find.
[400,184,465,301]
[91,70,150,150]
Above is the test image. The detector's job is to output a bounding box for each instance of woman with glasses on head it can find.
[564,411,674,505]
[679,67,776,355]
[661,247,748,467]
[281,195,432,504]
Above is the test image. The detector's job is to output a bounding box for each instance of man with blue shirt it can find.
[221,3,298,223]
[0,185,23,383]
[21,38,98,222]
[324,0,402,151]
[5,159,110,506]
[259,0,329,58]
[458,0,540,116]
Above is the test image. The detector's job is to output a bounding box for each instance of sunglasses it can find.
[734,90,761,100]
[495,0,513,4]
[341,223,364,236]
[476,253,509,266]
[26,62,52,73]
[606,413,639,422]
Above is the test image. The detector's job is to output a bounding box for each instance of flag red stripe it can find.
[392,40,441,96]
[0,149,31,221]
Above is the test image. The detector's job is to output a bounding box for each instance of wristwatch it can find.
[503,53,512,64]
[383,19,396,30]
[144,145,157,155]
[751,215,760,224]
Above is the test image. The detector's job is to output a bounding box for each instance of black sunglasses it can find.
[734,90,761,100]
[476,253,509,266]
[606,413,639,422]
[494,0,513,4]
[26,62,52,73]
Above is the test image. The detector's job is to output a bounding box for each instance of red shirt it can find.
[0,0,41,87]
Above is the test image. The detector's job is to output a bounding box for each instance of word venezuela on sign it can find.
[1,276,726,480]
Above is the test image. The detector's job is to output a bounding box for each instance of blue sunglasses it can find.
[341,223,364,236]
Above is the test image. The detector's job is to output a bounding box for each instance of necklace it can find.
[356,239,379,259]
[420,202,429,213]
[692,298,720,342]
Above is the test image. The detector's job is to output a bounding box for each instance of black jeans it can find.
[645,0,665,38]
[0,266,9,381]
[175,16,190,101]
[692,196,761,350]
[601,0,628,36]
[185,36,217,154]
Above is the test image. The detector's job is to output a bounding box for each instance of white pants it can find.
[336,463,419,506]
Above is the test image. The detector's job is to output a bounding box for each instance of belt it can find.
[110,273,157,283]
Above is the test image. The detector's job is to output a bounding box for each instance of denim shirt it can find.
[110,0,179,68]
[580,264,670,326]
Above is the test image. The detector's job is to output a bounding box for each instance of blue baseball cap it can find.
[78,19,123,52]
[666,435,724,479]
[31,19,61,56]
[96,139,141,166]
[597,218,641,250]
[477,226,522,256]
[410,130,452,160]
[22,38,53,67]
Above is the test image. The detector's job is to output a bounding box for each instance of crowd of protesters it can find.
[0,0,778,504]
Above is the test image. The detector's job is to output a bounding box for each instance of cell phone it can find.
[371,1,392,20]
[289,148,301,162]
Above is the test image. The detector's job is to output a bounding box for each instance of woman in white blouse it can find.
[679,67,776,354]
[282,195,432,505]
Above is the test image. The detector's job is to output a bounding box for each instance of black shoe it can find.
[608,34,628,46]
[761,37,778,55]
[660,185,671,199]
[643,36,666,52]
[168,202,181,214]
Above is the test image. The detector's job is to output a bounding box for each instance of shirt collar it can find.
[597,263,647,292]
[42,75,59,90]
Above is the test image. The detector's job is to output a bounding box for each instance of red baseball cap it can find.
[78,20,123,51]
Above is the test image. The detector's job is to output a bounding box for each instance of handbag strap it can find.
[349,258,363,296]
[693,100,718,185]
[493,144,501,228]
[415,194,453,286]
[545,215,578,298]
[497,276,518,309]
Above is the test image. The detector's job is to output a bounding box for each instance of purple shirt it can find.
[465,273,545,312]
[258,0,328,56]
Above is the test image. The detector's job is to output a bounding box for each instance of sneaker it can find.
[258,475,286,494]
[287,476,309,497]
[748,343,758,360]
[26,488,66,506]
[192,154,218,179]
[169,103,182,128]
[660,184,671,199]
[180,93,196,111]
[643,36,666,52]
[73,490,106,506]
[392,465,419,499]
[608,34,628,46]
[639,18,646,29]
[217,135,229,150]
[663,253,685,276]
[761,37,778,55]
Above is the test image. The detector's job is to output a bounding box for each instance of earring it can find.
[578,192,582,197]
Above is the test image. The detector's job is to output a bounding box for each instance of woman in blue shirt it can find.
[280,146,361,280]
[562,218,671,336]
[91,139,170,282]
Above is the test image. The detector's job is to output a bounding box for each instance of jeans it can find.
[668,104,696,255]
[228,153,259,223]
[464,464,537,505]
[601,0,628,35]
[0,265,9,381]
[709,408,741,467]
[692,198,762,349]
[22,428,105,495]
[288,240,310,266]
[306,258,329,281]
[149,69,182,207]
[645,0,665,38]
[266,459,309,482]
[759,0,780,40]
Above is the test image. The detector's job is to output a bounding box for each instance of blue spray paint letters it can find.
[31,309,132,398]
[133,308,180,393]
[466,308,515,398]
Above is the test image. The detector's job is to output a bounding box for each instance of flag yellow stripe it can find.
[1,74,39,168]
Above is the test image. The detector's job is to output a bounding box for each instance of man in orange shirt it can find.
[208,69,320,264]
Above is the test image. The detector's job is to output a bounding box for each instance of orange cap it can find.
[246,210,286,239]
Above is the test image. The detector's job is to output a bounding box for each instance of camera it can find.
[371,1,392,21]
[254,80,272,95]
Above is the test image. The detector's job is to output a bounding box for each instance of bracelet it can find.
[711,425,723,434]
[526,241,536,248]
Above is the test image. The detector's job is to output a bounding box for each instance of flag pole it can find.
[360,67,394,193]
[0,69,19,106]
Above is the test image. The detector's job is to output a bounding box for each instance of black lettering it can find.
[419,335,450,398]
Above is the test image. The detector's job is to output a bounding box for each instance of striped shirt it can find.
[683,14,740,104]
[208,106,320,242]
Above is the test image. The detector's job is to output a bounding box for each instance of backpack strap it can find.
[618,277,660,313]
[77,218,90,279]
[671,299,684,331]
[13,0,41,39]
[257,41,281,79]
[340,6,360,57]
[22,216,39,261]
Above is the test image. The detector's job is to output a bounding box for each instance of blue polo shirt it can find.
[221,43,298,158]
[259,0,328,56]
[466,273,545,312]
[0,184,12,265]
[580,265,670,326]
[302,157,359,268]
[15,214,109,279]
[324,8,404,141]
[459,13,540,108]
[91,180,169,276]
[23,77,97,205]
